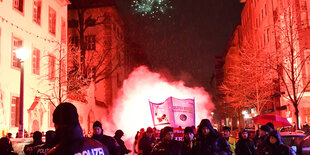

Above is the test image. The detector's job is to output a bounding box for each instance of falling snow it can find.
[131,0,173,20]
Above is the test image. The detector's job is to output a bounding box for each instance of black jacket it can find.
[46,125,109,155]
[151,139,182,155]
[262,130,296,155]
[138,134,155,155]
[114,136,131,155]
[24,140,44,155]
[195,119,232,155]
[30,142,55,155]
[92,133,121,155]
[235,138,255,155]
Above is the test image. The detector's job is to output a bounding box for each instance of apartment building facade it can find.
[67,1,126,133]
[221,0,310,128]
[0,0,70,136]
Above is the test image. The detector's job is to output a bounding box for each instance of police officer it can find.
[46,102,109,155]
[24,131,44,155]
[30,130,56,155]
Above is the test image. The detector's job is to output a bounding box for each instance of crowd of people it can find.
[0,102,298,155]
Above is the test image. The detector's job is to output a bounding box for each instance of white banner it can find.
[149,97,195,128]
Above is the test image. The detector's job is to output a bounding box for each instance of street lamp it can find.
[14,48,31,138]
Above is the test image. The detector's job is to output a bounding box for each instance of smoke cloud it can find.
[112,66,214,147]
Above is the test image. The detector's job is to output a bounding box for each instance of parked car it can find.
[280,132,306,154]
[299,133,310,155]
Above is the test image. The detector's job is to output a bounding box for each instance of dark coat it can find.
[0,137,17,155]
[195,119,232,155]
[114,136,131,155]
[255,134,268,155]
[46,125,110,155]
[235,138,255,155]
[138,134,155,155]
[150,139,182,155]
[24,140,44,155]
[181,137,198,155]
[30,142,55,155]
[262,130,296,155]
[92,133,121,155]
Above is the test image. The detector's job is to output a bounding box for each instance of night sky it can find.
[116,0,243,91]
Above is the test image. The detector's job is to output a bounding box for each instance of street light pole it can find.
[19,60,24,138]
[14,48,31,138]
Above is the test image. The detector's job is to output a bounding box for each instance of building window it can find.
[11,96,20,127]
[48,55,56,80]
[265,4,267,16]
[70,36,79,47]
[48,7,56,35]
[300,1,309,28]
[61,18,66,43]
[305,50,310,82]
[49,103,55,127]
[13,0,23,13]
[267,28,270,42]
[32,48,40,75]
[33,0,41,25]
[85,35,96,50]
[12,37,22,68]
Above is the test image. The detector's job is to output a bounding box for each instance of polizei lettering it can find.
[74,147,104,155]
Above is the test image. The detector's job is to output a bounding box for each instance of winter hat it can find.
[184,127,194,134]
[162,126,173,136]
[115,129,124,137]
[266,122,275,130]
[222,126,231,132]
[53,102,79,126]
[260,125,271,132]
[146,127,153,133]
[93,121,102,129]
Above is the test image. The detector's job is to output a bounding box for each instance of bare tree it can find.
[35,42,68,107]
[68,0,124,85]
[269,0,310,129]
[221,36,276,115]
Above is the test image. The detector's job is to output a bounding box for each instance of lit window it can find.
[305,50,310,82]
[48,7,56,35]
[85,35,96,50]
[48,55,56,80]
[300,1,308,28]
[32,48,40,75]
[11,96,20,127]
[61,18,66,43]
[33,0,41,25]
[12,37,22,68]
[49,103,55,127]
[13,0,23,13]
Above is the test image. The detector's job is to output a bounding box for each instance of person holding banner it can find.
[151,126,182,155]
[195,119,232,155]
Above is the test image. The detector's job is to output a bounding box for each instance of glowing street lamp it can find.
[14,48,31,138]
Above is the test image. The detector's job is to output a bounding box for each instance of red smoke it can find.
[112,66,214,148]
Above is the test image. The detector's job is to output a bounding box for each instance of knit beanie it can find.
[146,127,153,133]
[93,121,102,129]
[184,127,194,134]
[53,102,79,126]
[162,126,173,136]
[260,125,271,132]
